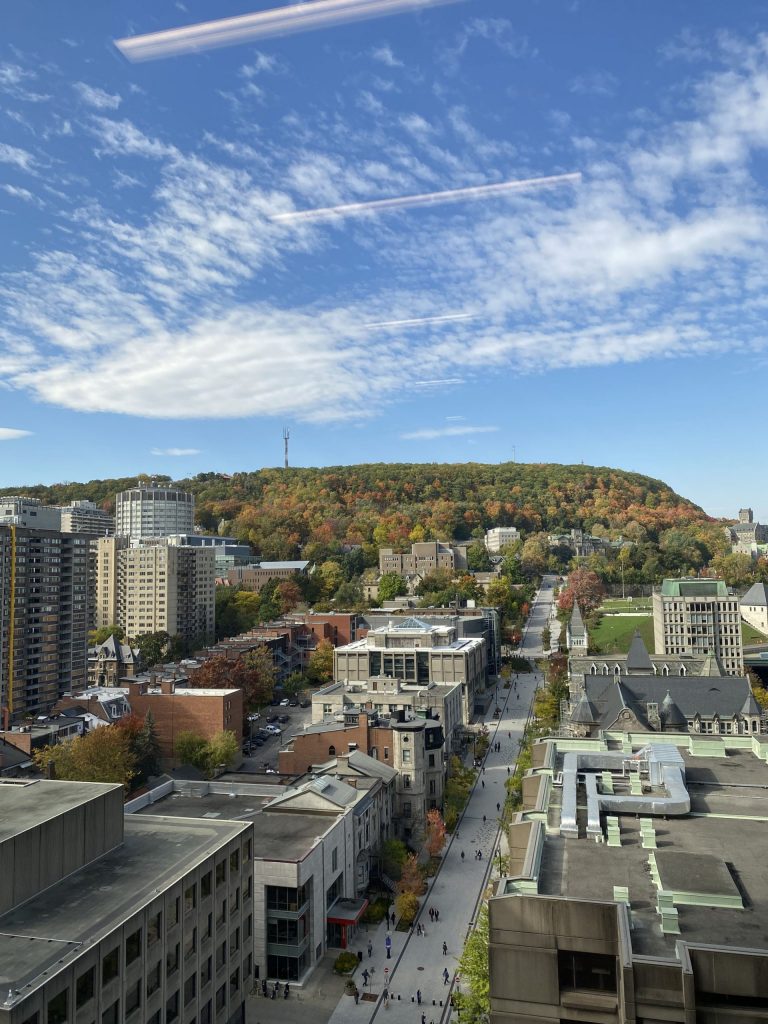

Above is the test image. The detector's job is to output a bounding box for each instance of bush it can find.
[362,897,390,924]
[395,890,420,926]
[334,952,359,974]
[381,838,408,879]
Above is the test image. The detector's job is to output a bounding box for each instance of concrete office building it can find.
[116,486,195,541]
[0,495,61,531]
[484,526,520,553]
[363,607,501,677]
[489,733,768,1023]
[0,777,254,1024]
[653,578,744,675]
[225,561,310,593]
[59,500,114,536]
[166,535,255,575]
[332,616,485,734]
[94,538,215,644]
[0,526,90,722]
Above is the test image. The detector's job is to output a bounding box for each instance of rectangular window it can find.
[126,979,141,1016]
[76,966,95,1008]
[146,962,161,997]
[216,941,227,971]
[557,950,617,992]
[147,1013,161,1024]
[229,849,239,873]
[166,991,179,1023]
[216,985,226,1013]
[148,911,162,945]
[245,915,252,939]
[126,927,142,965]
[184,973,196,1007]
[184,884,196,914]
[169,896,180,927]
[200,1002,211,1024]
[229,968,239,997]
[102,948,119,985]
[203,912,213,941]
[332,848,338,872]
[48,991,68,1024]
[230,928,240,956]
[102,1000,119,1024]
[215,861,226,886]
[201,871,212,900]
[184,927,197,959]
[167,943,180,978]
[20,1015,39,1024]
[428,754,435,767]
[201,956,212,988]
[217,899,226,928]
[402,749,411,763]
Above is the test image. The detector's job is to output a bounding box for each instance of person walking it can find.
[354,987,360,1005]
[429,908,434,922]
[435,909,439,922]
[460,850,465,861]
[391,911,396,927]
[368,940,373,958]
[275,982,281,995]
[478,849,482,860]
[483,815,486,823]
[496,802,501,812]
[421,1013,426,1024]
[442,941,448,956]
[385,933,392,959]
[481,780,484,789]
[417,989,422,1005]
[362,969,369,987]
[417,922,422,936]
[284,984,290,1000]
[443,968,450,985]
[261,979,267,998]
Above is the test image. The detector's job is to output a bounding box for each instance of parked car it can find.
[299,699,310,708]
[257,728,271,739]
[265,724,281,735]
[288,699,298,707]
[247,712,261,721]
[266,714,278,723]
[279,698,290,707]
[278,714,290,723]
[253,736,264,746]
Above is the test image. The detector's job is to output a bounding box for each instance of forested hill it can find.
[1,463,709,560]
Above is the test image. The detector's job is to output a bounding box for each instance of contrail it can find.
[364,312,477,329]
[115,0,467,62]
[271,172,582,224]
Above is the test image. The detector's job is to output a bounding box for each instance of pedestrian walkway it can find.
[324,594,551,1024]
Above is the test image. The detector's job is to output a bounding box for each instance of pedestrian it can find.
[354,987,360,1005]
[507,766,510,775]
[496,802,500,812]
[284,984,290,1000]
[429,908,434,922]
[443,968,450,985]
[482,766,486,773]
[362,969,369,986]
[386,933,392,959]
[417,989,422,1005]
[421,1013,426,1024]
[271,986,276,1000]
[391,911,396,927]
[483,815,486,823]
[368,940,373,958]
[481,780,485,789]
[478,850,482,860]
[417,922,422,936]
[442,941,448,956]
[261,979,267,998]
[275,981,281,995]
[435,909,439,922]
[460,850,465,861]
[508,732,511,739]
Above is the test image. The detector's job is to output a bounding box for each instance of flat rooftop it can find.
[0,815,248,999]
[139,794,335,860]
[535,745,768,958]
[0,779,119,844]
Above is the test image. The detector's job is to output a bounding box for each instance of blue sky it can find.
[1,1,767,520]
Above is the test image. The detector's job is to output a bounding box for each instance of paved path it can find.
[324,579,555,1024]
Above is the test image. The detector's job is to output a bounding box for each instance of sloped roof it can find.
[626,631,653,672]
[391,616,433,631]
[345,748,397,781]
[570,691,599,725]
[569,602,586,637]
[741,582,768,607]
[584,674,757,729]
[660,691,687,730]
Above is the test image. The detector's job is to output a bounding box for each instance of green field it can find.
[742,621,768,645]
[590,615,655,654]
[599,598,653,613]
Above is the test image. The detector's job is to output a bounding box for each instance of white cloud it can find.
[0,427,32,441]
[239,52,281,77]
[73,82,122,110]
[401,425,499,440]
[1,184,37,203]
[0,62,49,102]
[371,44,402,68]
[0,142,36,172]
[151,447,201,456]
[569,71,618,96]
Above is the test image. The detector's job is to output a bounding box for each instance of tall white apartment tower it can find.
[115,486,195,541]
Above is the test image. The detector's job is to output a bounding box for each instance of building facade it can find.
[115,486,195,541]
[653,578,744,675]
[378,541,469,576]
[0,777,254,1024]
[0,495,62,531]
[59,499,115,536]
[484,526,520,553]
[225,561,310,592]
[0,525,90,722]
[740,581,768,635]
[94,539,215,644]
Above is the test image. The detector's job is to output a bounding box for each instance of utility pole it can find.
[511,446,516,462]
[283,427,290,469]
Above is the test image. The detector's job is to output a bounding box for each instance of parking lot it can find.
[238,698,314,774]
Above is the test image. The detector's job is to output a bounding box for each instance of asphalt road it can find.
[519,573,557,659]
[239,701,313,772]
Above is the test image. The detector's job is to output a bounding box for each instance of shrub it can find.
[362,897,390,924]
[334,951,359,974]
[395,890,420,926]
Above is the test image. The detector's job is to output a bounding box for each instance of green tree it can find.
[204,730,239,774]
[332,578,364,609]
[466,541,492,572]
[34,727,136,790]
[456,904,489,1024]
[520,534,550,576]
[307,638,334,685]
[318,560,345,598]
[710,552,755,588]
[88,624,125,646]
[175,731,208,768]
[381,838,408,879]
[395,890,420,926]
[377,572,408,601]
[117,712,161,785]
[133,631,171,667]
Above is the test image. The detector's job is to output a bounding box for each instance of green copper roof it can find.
[661,578,730,598]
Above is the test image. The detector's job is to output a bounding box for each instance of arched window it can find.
[590,664,597,675]
[328,745,336,756]
[662,665,669,677]
[680,665,686,676]
[602,664,609,675]
[613,664,621,676]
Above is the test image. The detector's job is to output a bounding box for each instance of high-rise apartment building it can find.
[59,498,115,536]
[0,777,253,1024]
[0,494,62,530]
[653,578,744,675]
[116,486,195,541]
[0,525,90,721]
[94,538,215,644]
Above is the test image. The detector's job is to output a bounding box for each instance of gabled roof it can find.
[741,582,768,607]
[583,674,758,728]
[626,631,653,672]
[660,691,687,730]
[569,602,586,637]
[570,691,599,725]
[345,748,397,781]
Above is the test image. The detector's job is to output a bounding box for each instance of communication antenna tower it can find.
[283,427,290,469]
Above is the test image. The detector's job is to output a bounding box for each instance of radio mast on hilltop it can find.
[283,427,290,469]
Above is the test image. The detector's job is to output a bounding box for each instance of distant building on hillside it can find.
[653,578,743,675]
[115,485,195,541]
[485,526,520,553]
[226,560,310,592]
[378,540,469,576]
[724,507,768,556]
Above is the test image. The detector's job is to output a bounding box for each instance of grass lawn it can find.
[742,621,768,645]
[599,598,653,613]
[591,615,655,654]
